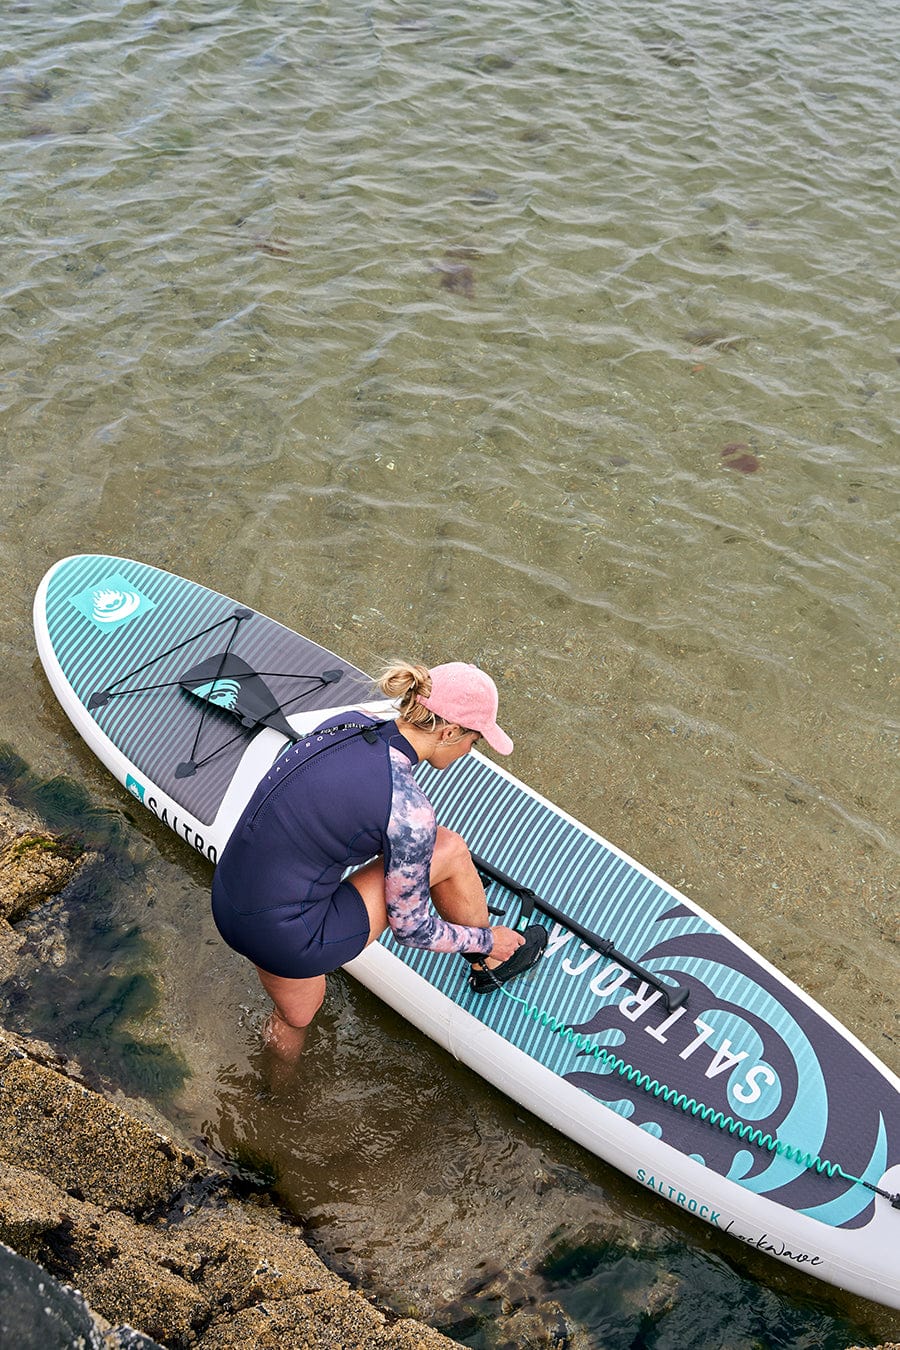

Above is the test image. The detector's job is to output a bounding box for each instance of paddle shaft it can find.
[471,853,690,1012]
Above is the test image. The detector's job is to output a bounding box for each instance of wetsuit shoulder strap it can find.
[374,718,419,764]
[326,720,380,744]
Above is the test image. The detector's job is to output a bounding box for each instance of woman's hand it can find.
[487,924,526,965]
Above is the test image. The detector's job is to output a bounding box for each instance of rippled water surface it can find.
[2,1,897,1346]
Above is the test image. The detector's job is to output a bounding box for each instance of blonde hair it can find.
[376,662,442,732]
[376,662,477,740]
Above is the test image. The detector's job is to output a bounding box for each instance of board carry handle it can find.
[471,853,690,1013]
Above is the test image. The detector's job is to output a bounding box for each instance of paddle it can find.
[471,852,690,1012]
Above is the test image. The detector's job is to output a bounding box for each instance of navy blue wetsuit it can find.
[211,713,493,979]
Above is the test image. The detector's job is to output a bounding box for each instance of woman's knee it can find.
[274,995,323,1030]
[432,826,472,877]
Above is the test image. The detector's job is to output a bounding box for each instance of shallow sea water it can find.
[1,1,898,1346]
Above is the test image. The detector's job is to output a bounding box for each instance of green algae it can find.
[0,743,129,857]
[0,745,189,1103]
[8,833,84,863]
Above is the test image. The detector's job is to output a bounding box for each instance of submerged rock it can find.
[720,442,762,474]
[474,51,518,74]
[0,797,88,978]
[682,326,742,352]
[0,824,84,923]
[435,261,476,298]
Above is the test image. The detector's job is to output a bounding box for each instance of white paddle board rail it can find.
[33,555,900,1312]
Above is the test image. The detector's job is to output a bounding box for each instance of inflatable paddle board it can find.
[33,555,900,1310]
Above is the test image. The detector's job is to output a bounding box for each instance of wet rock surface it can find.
[0,795,85,980]
[0,798,85,925]
[0,1050,201,1212]
[0,1021,458,1347]
[0,1240,164,1350]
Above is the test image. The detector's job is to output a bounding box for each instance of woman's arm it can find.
[383,752,492,955]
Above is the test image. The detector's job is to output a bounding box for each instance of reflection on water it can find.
[2,0,897,1345]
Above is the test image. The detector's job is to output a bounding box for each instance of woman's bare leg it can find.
[255,966,326,1061]
[428,828,509,967]
[351,827,504,966]
[350,827,491,938]
[428,828,491,923]
[255,826,505,1059]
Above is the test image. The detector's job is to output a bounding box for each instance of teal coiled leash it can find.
[492,981,900,1210]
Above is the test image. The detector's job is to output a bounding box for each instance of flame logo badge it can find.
[92,588,143,624]
[68,572,156,632]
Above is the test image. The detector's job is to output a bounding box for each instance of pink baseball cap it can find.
[418,662,513,755]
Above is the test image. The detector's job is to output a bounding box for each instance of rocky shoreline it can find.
[0,784,458,1349]
[0,1018,458,1349]
[0,779,896,1350]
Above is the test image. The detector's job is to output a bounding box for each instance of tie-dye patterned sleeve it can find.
[383,747,493,955]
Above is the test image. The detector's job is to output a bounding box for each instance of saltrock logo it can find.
[68,574,155,631]
[191,678,242,710]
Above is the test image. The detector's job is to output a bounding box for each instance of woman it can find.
[212,660,547,1057]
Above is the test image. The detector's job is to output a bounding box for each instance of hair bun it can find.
[377,661,432,704]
